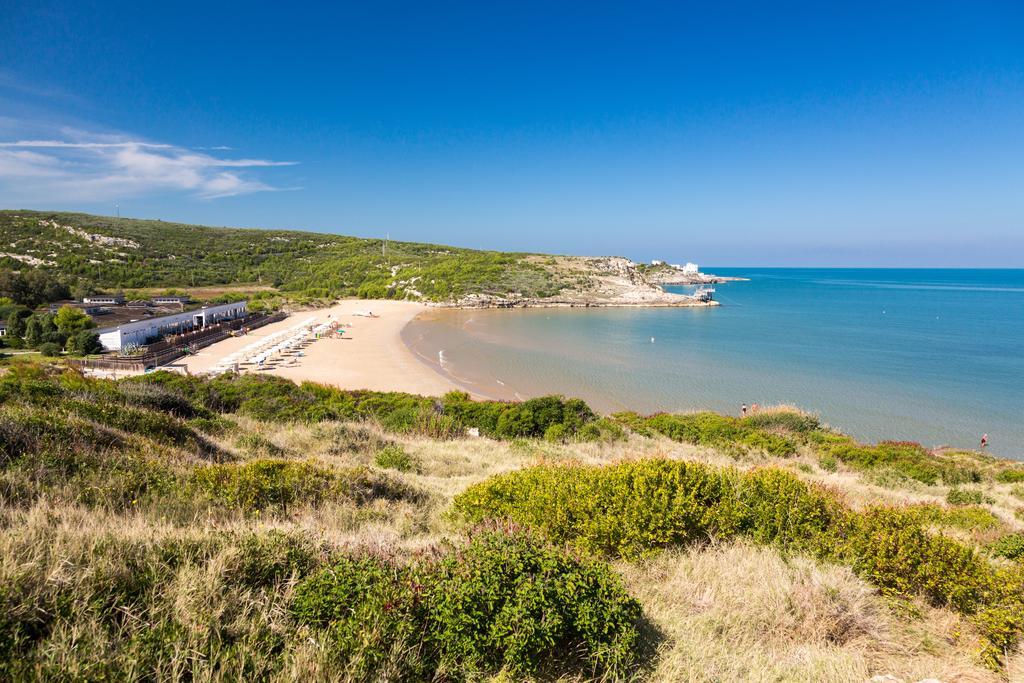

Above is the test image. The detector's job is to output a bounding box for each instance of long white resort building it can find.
[96,301,248,351]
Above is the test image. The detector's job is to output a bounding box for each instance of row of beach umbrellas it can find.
[205,316,319,375]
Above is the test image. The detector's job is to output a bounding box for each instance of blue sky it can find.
[1,1,1022,265]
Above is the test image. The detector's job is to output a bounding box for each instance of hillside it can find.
[0,210,700,307]
[1,361,1022,680]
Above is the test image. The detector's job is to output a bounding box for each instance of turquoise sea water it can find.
[403,269,1024,457]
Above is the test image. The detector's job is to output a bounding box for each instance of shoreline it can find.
[173,300,460,397]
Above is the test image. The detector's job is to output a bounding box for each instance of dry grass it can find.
[619,542,1002,683]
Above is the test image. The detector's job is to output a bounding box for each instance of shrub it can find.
[116,381,207,418]
[293,554,430,678]
[291,529,643,679]
[424,527,642,678]
[453,459,1023,667]
[38,342,61,356]
[947,487,992,506]
[189,460,402,512]
[741,409,820,433]
[910,504,1004,533]
[641,411,797,456]
[575,417,626,443]
[609,411,655,437]
[228,530,323,588]
[997,468,1024,484]
[187,415,233,435]
[988,533,1024,562]
[843,507,991,612]
[818,454,838,472]
[374,445,415,472]
[544,423,569,443]
[813,437,979,486]
[455,460,741,559]
[325,423,391,454]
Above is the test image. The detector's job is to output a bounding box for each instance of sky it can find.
[1,1,1022,266]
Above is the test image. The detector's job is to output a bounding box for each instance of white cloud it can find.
[0,130,297,201]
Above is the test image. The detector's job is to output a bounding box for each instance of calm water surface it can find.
[404,269,1024,457]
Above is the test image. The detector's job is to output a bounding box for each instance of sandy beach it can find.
[173,300,457,396]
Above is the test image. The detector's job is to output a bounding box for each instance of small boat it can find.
[694,286,715,302]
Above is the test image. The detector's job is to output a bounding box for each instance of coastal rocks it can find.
[433,254,725,309]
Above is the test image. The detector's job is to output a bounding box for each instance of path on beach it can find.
[173,300,456,396]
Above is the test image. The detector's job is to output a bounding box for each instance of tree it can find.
[53,305,95,337]
[6,310,26,338]
[23,316,43,347]
[67,330,102,355]
[0,270,70,307]
[23,313,64,348]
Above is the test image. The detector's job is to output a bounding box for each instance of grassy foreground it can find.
[1,361,1023,681]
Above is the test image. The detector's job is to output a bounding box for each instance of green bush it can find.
[189,460,403,513]
[910,504,1003,533]
[946,487,992,506]
[639,411,798,456]
[38,342,61,357]
[454,459,742,559]
[988,533,1024,561]
[576,417,626,443]
[544,423,569,443]
[741,410,820,433]
[374,444,415,472]
[453,459,1024,667]
[325,423,391,454]
[814,437,978,486]
[424,527,642,677]
[228,530,323,588]
[818,454,838,472]
[137,373,597,441]
[291,529,643,679]
[843,507,991,612]
[609,411,655,437]
[997,468,1024,484]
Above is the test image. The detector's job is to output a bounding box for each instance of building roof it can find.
[95,300,247,334]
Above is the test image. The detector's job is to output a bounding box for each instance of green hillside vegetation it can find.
[0,210,567,304]
[1,361,1023,680]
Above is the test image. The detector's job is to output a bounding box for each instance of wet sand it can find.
[174,300,458,396]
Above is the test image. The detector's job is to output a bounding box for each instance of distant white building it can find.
[83,294,125,305]
[682,262,699,275]
[152,295,191,305]
[96,301,247,351]
[651,259,665,266]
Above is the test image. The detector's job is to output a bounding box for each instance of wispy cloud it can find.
[0,129,298,200]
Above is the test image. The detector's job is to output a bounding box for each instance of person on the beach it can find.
[741,404,748,416]
[981,433,989,449]
[752,403,759,413]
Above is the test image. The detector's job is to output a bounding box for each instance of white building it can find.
[83,294,125,305]
[651,259,665,266]
[682,262,699,275]
[96,301,247,351]
[152,295,191,305]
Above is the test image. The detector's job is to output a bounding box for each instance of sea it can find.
[403,269,1024,457]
